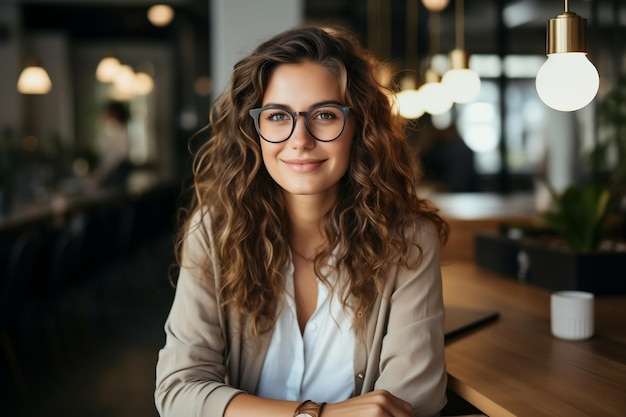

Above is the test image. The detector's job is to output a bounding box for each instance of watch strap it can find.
[293,399,326,417]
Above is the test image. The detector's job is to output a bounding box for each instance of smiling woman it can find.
[256,62,354,199]
[155,25,450,417]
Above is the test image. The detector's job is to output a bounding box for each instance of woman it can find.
[155,25,449,417]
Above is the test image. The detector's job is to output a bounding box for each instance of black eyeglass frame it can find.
[249,104,351,143]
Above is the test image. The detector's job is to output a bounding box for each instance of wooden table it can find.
[442,262,626,417]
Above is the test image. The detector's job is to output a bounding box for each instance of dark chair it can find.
[0,226,54,404]
[43,215,90,361]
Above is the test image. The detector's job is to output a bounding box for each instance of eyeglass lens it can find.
[255,105,347,143]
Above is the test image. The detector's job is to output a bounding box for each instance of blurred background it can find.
[0,0,624,416]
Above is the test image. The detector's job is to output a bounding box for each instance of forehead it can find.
[262,62,342,108]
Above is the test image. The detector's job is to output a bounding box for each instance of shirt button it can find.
[356,372,365,379]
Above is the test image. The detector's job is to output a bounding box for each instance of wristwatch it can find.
[293,400,326,417]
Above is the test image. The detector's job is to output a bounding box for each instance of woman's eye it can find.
[313,109,338,120]
[267,111,290,122]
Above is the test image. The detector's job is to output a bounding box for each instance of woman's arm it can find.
[224,223,444,417]
[155,213,243,417]
[225,391,413,417]
[155,214,441,417]
[371,220,448,416]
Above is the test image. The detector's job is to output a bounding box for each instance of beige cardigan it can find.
[155,212,448,417]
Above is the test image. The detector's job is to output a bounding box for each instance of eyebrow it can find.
[261,100,343,110]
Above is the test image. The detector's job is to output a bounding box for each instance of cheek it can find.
[331,140,353,178]
[260,142,276,164]
[260,143,281,179]
[337,129,355,171]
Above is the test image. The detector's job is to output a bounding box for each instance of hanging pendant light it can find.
[397,75,425,119]
[96,56,121,82]
[421,0,449,12]
[419,10,452,115]
[17,62,52,95]
[147,4,175,27]
[420,67,453,115]
[395,0,424,119]
[441,0,480,103]
[442,49,481,103]
[535,0,599,112]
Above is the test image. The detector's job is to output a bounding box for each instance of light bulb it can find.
[419,68,453,115]
[442,49,481,104]
[148,4,175,27]
[96,56,120,82]
[17,65,52,94]
[395,89,425,119]
[419,82,453,115]
[421,0,450,12]
[111,65,137,100]
[536,52,599,112]
[535,7,600,112]
[442,68,481,103]
[134,72,154,95]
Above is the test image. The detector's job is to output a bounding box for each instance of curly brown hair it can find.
[177,25,448,340]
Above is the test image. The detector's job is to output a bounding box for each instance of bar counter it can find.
[442,261,626,417]
[0,173,173,233]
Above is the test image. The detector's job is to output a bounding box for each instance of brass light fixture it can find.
[535,0,599,112]
[418,10,453,115]
[441,0,480,104]
[396,0,424,119]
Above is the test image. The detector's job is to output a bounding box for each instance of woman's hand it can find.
[323,390,414,417]
[223,390,414,417]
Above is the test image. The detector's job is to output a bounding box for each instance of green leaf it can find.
[542,183,611,251]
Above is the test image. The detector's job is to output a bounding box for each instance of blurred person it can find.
[155,25,449,417]
[88,100,133,189]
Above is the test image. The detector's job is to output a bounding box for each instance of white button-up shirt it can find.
[257,259,355,402]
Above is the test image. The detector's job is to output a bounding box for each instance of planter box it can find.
[475,232,522,279]
[475,233,626,295]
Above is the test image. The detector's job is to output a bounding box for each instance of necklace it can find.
[291,247,316,262]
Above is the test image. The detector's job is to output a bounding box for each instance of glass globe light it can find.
[394,75,424,119]
[442,49,481,103]
[396,89,425,119]
[148,4,175,27]
[96,56,120,83]
[536,52,599,111]
[419,69,453,115]
[421,0,450,12]
[535,8,599,112]
[134,72,155,95]
[17,65,52,94]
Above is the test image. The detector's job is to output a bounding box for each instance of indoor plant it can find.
[476,76,626,294]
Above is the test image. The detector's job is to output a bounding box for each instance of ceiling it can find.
[15,0,625,65]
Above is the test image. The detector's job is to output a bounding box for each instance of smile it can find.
[282,158,326,173]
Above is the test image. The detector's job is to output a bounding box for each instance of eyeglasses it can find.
[249,104,351,143]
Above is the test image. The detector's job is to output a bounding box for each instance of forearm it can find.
[224,394,300,417]
[225,390,414,417]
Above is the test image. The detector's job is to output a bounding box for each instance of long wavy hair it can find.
[177,25,448,340]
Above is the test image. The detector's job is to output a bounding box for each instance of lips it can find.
[282,158,326,172]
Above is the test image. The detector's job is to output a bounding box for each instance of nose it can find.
[289,114,315,148]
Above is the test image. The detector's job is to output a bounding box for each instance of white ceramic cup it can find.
[550,291,594,340]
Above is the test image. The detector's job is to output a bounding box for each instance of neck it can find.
[284,188,336,229]
[285,193,333,259]
[291,247,316,262]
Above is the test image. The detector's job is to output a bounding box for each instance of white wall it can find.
[210,0,304,100]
